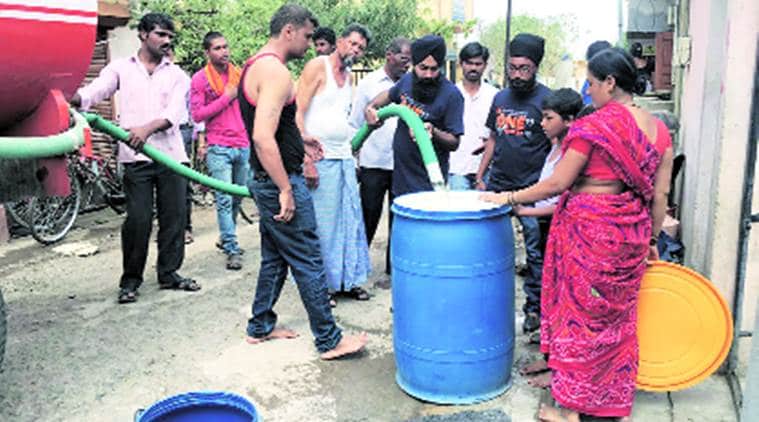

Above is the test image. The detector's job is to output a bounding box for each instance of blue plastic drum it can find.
[136,391,258,422]
[391,191,515,404]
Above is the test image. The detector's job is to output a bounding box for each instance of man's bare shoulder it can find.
[244,56,291,88]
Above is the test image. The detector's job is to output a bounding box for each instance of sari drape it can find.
[540,101,663,417]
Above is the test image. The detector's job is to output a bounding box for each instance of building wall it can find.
[677,0,758,362]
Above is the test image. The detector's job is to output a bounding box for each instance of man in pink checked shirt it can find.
[71,13,200,304]
[190,31,250,271]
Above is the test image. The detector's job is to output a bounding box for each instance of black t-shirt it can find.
[485,83,552,191]
[238,61,304,175]
[389,73,465,196]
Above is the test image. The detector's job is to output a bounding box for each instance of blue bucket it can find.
[135,391,258,422]
[391,191,515,404]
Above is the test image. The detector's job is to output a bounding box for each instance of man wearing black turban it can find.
[362,34,464,197]
[475,32,553,335]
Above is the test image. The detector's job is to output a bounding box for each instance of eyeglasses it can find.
[507,64,534,74]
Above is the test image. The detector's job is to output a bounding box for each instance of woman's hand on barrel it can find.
[479,191,507,205]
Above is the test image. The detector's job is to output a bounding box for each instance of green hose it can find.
[351,104,445,191]
[84,103,444,197]
[83,113,252,198]
[0,111,88,158]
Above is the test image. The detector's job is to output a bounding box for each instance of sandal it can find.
[216,240,245,255]
[345,286,370,301]
[118,288,137,304]
[159,276,201,291]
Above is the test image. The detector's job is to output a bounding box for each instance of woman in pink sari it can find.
[482,48,674,421]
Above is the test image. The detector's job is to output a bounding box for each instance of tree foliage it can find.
[480,14,577,86]
[129,0,421,74]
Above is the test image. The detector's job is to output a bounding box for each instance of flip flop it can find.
[159,276,201,291]
[117,289,137,304]
[345,286,370,301]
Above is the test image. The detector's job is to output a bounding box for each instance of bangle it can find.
[512,191,519,205]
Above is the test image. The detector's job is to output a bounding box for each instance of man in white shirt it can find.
[349,37,411,279]
[449,42,498,190]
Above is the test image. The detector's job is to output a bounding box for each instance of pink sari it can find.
[540,102,662,417]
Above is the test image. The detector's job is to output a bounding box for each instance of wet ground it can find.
[0,203,741,421]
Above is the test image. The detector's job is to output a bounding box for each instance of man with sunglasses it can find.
[71,13,199,303]
[476,33,552,335]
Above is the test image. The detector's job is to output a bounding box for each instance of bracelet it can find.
[505,191,515,206]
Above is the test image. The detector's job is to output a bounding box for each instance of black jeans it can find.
[517,214,543,315]
[358,167,393,274]
[120,162,187,290]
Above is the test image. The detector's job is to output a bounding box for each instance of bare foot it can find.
[538,404,580,422]
[245,327,299,345]
[528,371,552,388]
[519,358,549,375]
[320,333,368,360]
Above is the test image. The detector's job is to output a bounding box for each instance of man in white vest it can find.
[296,23,372,307]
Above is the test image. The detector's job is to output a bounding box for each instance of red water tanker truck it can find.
[0,0,99,367]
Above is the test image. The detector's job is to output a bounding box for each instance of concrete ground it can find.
[0,201,742,421]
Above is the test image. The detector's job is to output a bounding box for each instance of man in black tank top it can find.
[238,4,367,360]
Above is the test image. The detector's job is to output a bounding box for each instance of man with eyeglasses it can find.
[476,33,552,335]
[349,37,411,282]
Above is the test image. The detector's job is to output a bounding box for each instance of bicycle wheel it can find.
[29,170,81,245]
[102,161,126,214]
[238,197,258,224]
[5,198,33,229]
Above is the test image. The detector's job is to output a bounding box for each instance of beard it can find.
[412,72,442,104]
[509,74,537,96]
[464,70,482,83]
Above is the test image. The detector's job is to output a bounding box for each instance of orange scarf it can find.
[204,62,241,96]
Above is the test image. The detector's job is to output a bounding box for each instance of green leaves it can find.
[132,0,421,73]
[480,14,578,86]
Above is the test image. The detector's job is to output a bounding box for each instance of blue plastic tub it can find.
[136,391,258,422]
[391,191,515,404]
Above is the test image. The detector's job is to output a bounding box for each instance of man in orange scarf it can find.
[190,31,250,270]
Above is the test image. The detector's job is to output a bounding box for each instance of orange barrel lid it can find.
[637,261,733,391]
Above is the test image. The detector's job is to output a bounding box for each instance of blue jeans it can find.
[247,174,342,352]
[448,173,476,190]
[206,145,250,255]
[517,214,543,315]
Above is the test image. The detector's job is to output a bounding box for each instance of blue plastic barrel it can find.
[390,191,515,404]
[136,391,258,422]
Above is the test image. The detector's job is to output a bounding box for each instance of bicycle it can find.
[238,197,258,224]
[6,145,126,245]
[189,133,214,207]
[27,160,81,244]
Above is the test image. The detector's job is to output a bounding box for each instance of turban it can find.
[411,35,446,66]
[510,33,545,66]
